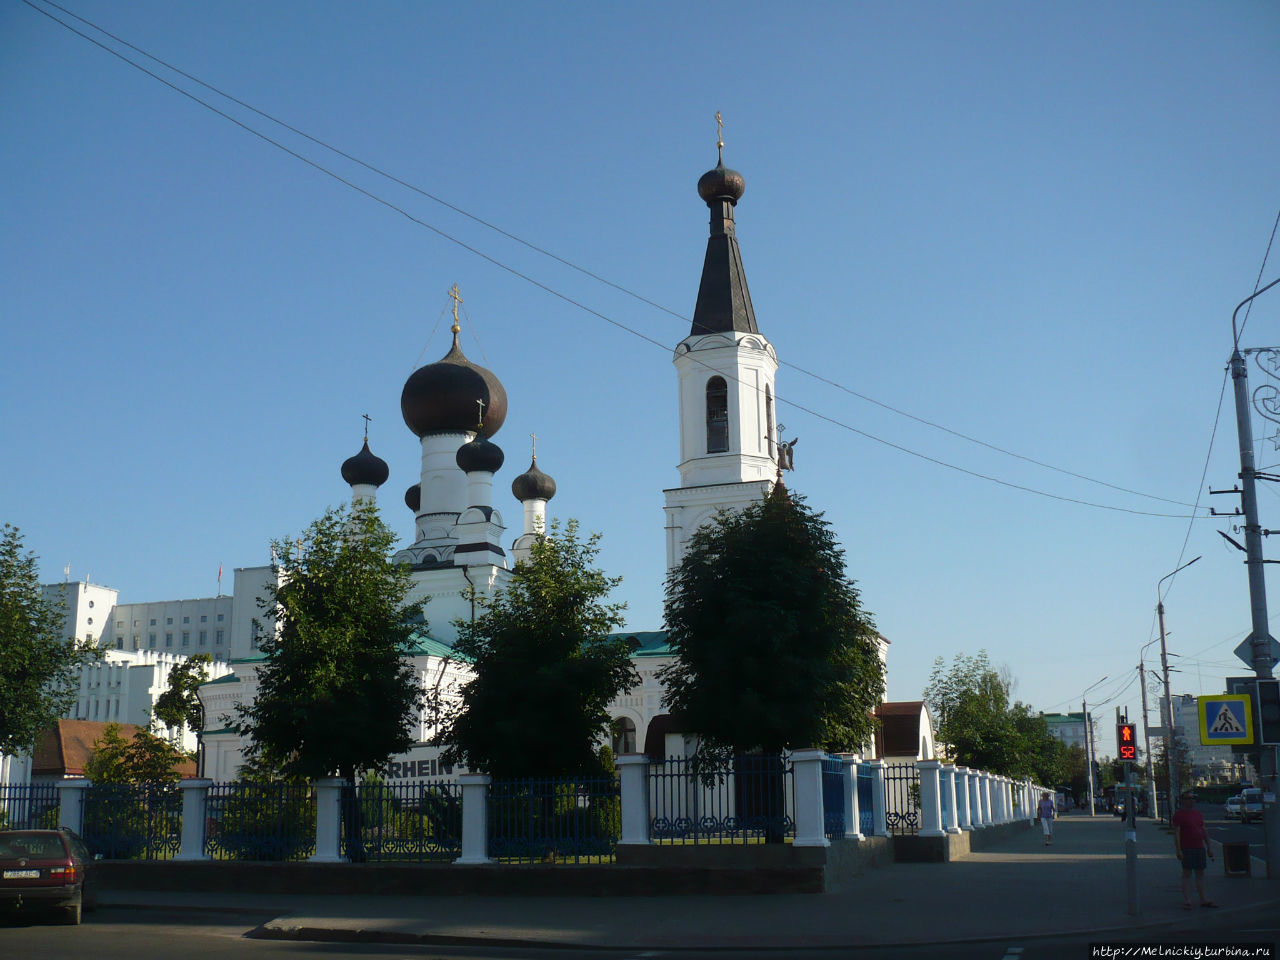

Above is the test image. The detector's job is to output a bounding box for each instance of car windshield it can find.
[0,833,66,859]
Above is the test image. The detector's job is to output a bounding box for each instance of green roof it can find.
[406,631,470,661]
[611,630,670,657]
[201,673,241,687]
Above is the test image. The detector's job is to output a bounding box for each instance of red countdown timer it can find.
[1116,722,1137,762]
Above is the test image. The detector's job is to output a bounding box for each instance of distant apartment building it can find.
[1042,711,1092,750]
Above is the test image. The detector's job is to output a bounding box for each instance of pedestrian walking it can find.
[1170,793,1216,910]
[1037,791,1055,845]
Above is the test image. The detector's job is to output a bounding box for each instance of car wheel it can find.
[61,902,82,925]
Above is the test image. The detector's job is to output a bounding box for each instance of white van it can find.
[1240,787,1263,824]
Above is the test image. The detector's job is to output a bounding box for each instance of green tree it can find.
[152,653,212,734]
[232,502,426,785]
[437,520,635,778]
[658,488,884,761]
[84,722,191,784]
[0,523,99,755]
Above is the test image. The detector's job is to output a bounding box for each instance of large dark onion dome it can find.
[341,439,389,487]
[401,331,508,438]
[697,160,745,206]
[511,457,556,502]
[456,435,504,474]
[404,483,420,512]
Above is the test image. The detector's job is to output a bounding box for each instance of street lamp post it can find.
[1157,556,1200,812]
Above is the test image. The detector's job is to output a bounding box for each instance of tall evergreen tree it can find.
[437,520,635,778]
[232,503,426,786]
[0,523,99,755]
[659,488,884,761]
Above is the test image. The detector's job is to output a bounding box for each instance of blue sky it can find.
[3,0,1278,755]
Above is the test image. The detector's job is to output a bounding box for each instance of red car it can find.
[0,828,95,924]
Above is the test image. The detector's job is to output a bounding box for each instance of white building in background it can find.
[1170,693,1244,783]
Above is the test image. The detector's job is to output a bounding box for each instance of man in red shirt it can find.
[1170,793,1216,909]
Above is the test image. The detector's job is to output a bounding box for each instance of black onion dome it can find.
[456,436,505,474]
[511,457,557,502]
[405,483,420,512]
[341,439,389,487]
[697,160,745,205]
[400,333,508,438]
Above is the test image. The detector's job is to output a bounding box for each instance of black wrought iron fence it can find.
[649,754,795,844]
[340,779,461,862]
[81,782,182,859]
[883,762,920,836]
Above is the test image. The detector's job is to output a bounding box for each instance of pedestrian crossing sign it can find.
[1198,694,1253,745]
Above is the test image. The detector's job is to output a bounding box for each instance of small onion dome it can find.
[456,435,504,475]
[400,333,508,439]
[697,159,745,206]
[405,483,421,512]
[511,457,556,502]
[341,439,389,487]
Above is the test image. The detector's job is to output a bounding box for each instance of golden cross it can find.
[448,283,463,334]
[361,413,371,441]
[531,432,537,459]
[475,398,486,429]
[715,111,724,159]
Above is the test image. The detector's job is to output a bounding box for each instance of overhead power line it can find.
[21,0,1212,519]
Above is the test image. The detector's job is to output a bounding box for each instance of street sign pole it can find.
[1119,709,1139,916]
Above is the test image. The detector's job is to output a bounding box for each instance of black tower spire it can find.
[690,117,758,338]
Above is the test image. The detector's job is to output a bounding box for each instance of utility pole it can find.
[1084,700,1097,817]
[1138,662,1158,821]
[1156,556,1199,814]
[1227,276,1280,880]
[1120,707,1139,916]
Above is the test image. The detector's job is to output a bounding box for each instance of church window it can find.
[765,385,775,458]
[706,377,729,453]
[610,717,637,755]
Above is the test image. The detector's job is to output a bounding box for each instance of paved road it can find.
[2,903,1276,960]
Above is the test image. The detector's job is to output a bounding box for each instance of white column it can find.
[456,773,493,864]
[969,770,982,827]
[1003,779,1013,823]
[310,778,344,862]
[842,755,864,841]
[175,778,212,860]
[942,764,961,834]
[57,779,90,833]
[916,760,945,838]
[791,748,830,847]
[616,754,650,846]
[992,777,1005,823]
[955,767,973,830]
[981,773,994,826]
[866,760,887,837]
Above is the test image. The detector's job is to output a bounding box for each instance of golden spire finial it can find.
[531,432,537,461]
[362,413,371,442]
[475,397,486,431]
[715,111,724,161]
[448,283,463,335]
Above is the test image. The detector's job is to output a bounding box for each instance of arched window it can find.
[706,377,729,453]
[610,717,637,755]
[765,384,775,458]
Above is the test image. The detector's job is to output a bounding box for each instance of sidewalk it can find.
[101,814,1279,949]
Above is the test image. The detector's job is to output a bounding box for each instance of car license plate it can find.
[3,869,40,879]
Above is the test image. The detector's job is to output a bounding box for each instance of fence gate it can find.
[883,762,920,836]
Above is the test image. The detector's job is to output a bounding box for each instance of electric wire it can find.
[19,0,1210,520]
[21,0,1207,514]
[1236,205,1280,345]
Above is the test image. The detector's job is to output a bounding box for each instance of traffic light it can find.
[1117,722,1137,762]
[1259,679,1280,746]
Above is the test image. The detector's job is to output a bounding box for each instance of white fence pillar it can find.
[841,755,864,841]
[791,748,830,847]
[981,773,994,826]
[616,754,650,846]
[456,773,493,864]
[310,778,344,862]
[866,760,887,837]
[57,779,90,833]
[955,766,972,830]
[916,760,945,837]
[942,764,961,834]
[175,778,212,860]
[993,777,1005,823]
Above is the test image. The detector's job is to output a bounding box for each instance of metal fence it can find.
[883,762,919,836]
[649,754,795,844]
[856,765,874,836]
[487,776,620,863]
[821,757,844,837]
[204,782,316,861]
[0,784,60,830]
[340,780,461,862]
[81,782,182,860]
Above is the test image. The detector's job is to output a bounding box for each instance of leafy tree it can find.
[0,523,99,754]
[84,722,191,784]
[1153,737,1193,800]
[437,520,635,778]
[152,653,212,735]
[232,502,426,785]
[659,488,884,761]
